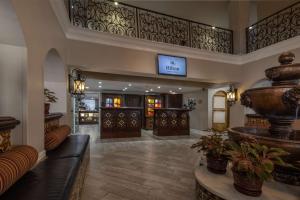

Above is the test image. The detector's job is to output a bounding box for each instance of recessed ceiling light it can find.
[178,87,182,90]
[145,90,149,93]
[85,86,89,89]
[124,87,128,90]
[122,89,125,91]
[98,85,102,88]
[212,26,216,29]
[150,89,153,91]
[157,86,161,89]
[114,1,118,6]
[128,83,132,87]
[98,81,102,84]
[169,90,172,93]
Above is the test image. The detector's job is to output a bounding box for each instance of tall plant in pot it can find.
[44,88,58,115]
[191,133,229,174]
[226,141,288,197]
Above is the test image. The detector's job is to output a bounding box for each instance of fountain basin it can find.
[228,127,300,164]
[228,127,300,185]
[265,63,300,82]
[240,86,298,118]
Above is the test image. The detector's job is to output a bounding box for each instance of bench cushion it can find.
[45,125,71,151]
[1,157,80,200]
[0,145,38,194]
[46,134,90,161]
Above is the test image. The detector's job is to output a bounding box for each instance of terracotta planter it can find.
[232,168,263,197]
[44,103,50,115]
[206,154,228,174]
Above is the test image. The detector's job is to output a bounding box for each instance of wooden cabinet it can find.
[125,94,143,107]
[144,95,163,129]
[164,94,183,108]
[79,111,99,124]
[102,93,123,108]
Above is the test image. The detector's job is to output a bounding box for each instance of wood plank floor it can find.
[78,125,207,200]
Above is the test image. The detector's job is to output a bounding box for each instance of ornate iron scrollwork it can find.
[69,0,233,54]
[190,23,232,53]
[246,2,300,53]
[138,10,190,46]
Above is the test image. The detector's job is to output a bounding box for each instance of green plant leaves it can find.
[226,141,288,181]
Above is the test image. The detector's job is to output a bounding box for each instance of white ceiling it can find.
[85,78,202,94]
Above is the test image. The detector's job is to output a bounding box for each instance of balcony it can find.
[69,0,234,54]
[246,2,300,53]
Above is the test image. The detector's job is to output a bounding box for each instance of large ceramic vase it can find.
[228,52,300,186]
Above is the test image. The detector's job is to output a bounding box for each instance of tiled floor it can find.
[78,125,208,200]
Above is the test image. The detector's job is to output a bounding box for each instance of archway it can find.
[212,90,228,132]
[43,48,68,122]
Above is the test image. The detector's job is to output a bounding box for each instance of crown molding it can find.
[50,0,300,66]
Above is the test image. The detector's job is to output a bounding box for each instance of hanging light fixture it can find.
[68,69,86,98]
[227,85,237,106]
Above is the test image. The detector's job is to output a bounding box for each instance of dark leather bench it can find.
[47,135,90,161]
[1,134,90,200]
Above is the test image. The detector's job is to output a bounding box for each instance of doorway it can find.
[212,91,228,132]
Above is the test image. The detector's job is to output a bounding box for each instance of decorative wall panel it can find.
[153,109,190,136]
[101,108,142,138]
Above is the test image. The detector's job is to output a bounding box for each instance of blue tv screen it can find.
[157,54,187,77]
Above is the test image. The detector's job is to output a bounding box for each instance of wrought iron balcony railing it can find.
[69,0,233,54]
[246,2,300,53]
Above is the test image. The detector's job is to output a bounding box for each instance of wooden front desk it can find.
[100,107,143,139]
[153,108,190,136]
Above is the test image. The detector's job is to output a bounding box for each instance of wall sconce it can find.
[69,69,86,98]
[227,85,237,106]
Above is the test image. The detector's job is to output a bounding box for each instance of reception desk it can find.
[153,108,190,136]
[100,107,143,139]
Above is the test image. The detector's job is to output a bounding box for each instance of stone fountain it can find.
[228,52,300,186]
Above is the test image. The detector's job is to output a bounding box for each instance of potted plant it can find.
[226,141,288,197]
[44,88,58,115]
[191,133,229,174]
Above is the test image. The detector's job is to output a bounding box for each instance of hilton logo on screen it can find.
[165,61,180,72]
[157,54,187,76]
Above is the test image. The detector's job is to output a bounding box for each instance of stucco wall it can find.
[183,90,208,131]
[0,43,27,145]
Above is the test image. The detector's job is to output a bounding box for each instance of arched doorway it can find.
[212,90,228,132]
[43,48,68,123]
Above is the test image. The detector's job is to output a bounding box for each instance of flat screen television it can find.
[157,54,187,77]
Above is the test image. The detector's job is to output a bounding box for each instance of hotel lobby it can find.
[0,0,300,199]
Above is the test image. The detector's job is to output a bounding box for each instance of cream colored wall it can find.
[67,41,242,84]
[183,90,208,131]
[11,0,67,153]
[44,49,67,114]
[256,0,298,21]
[0,43,27,145]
